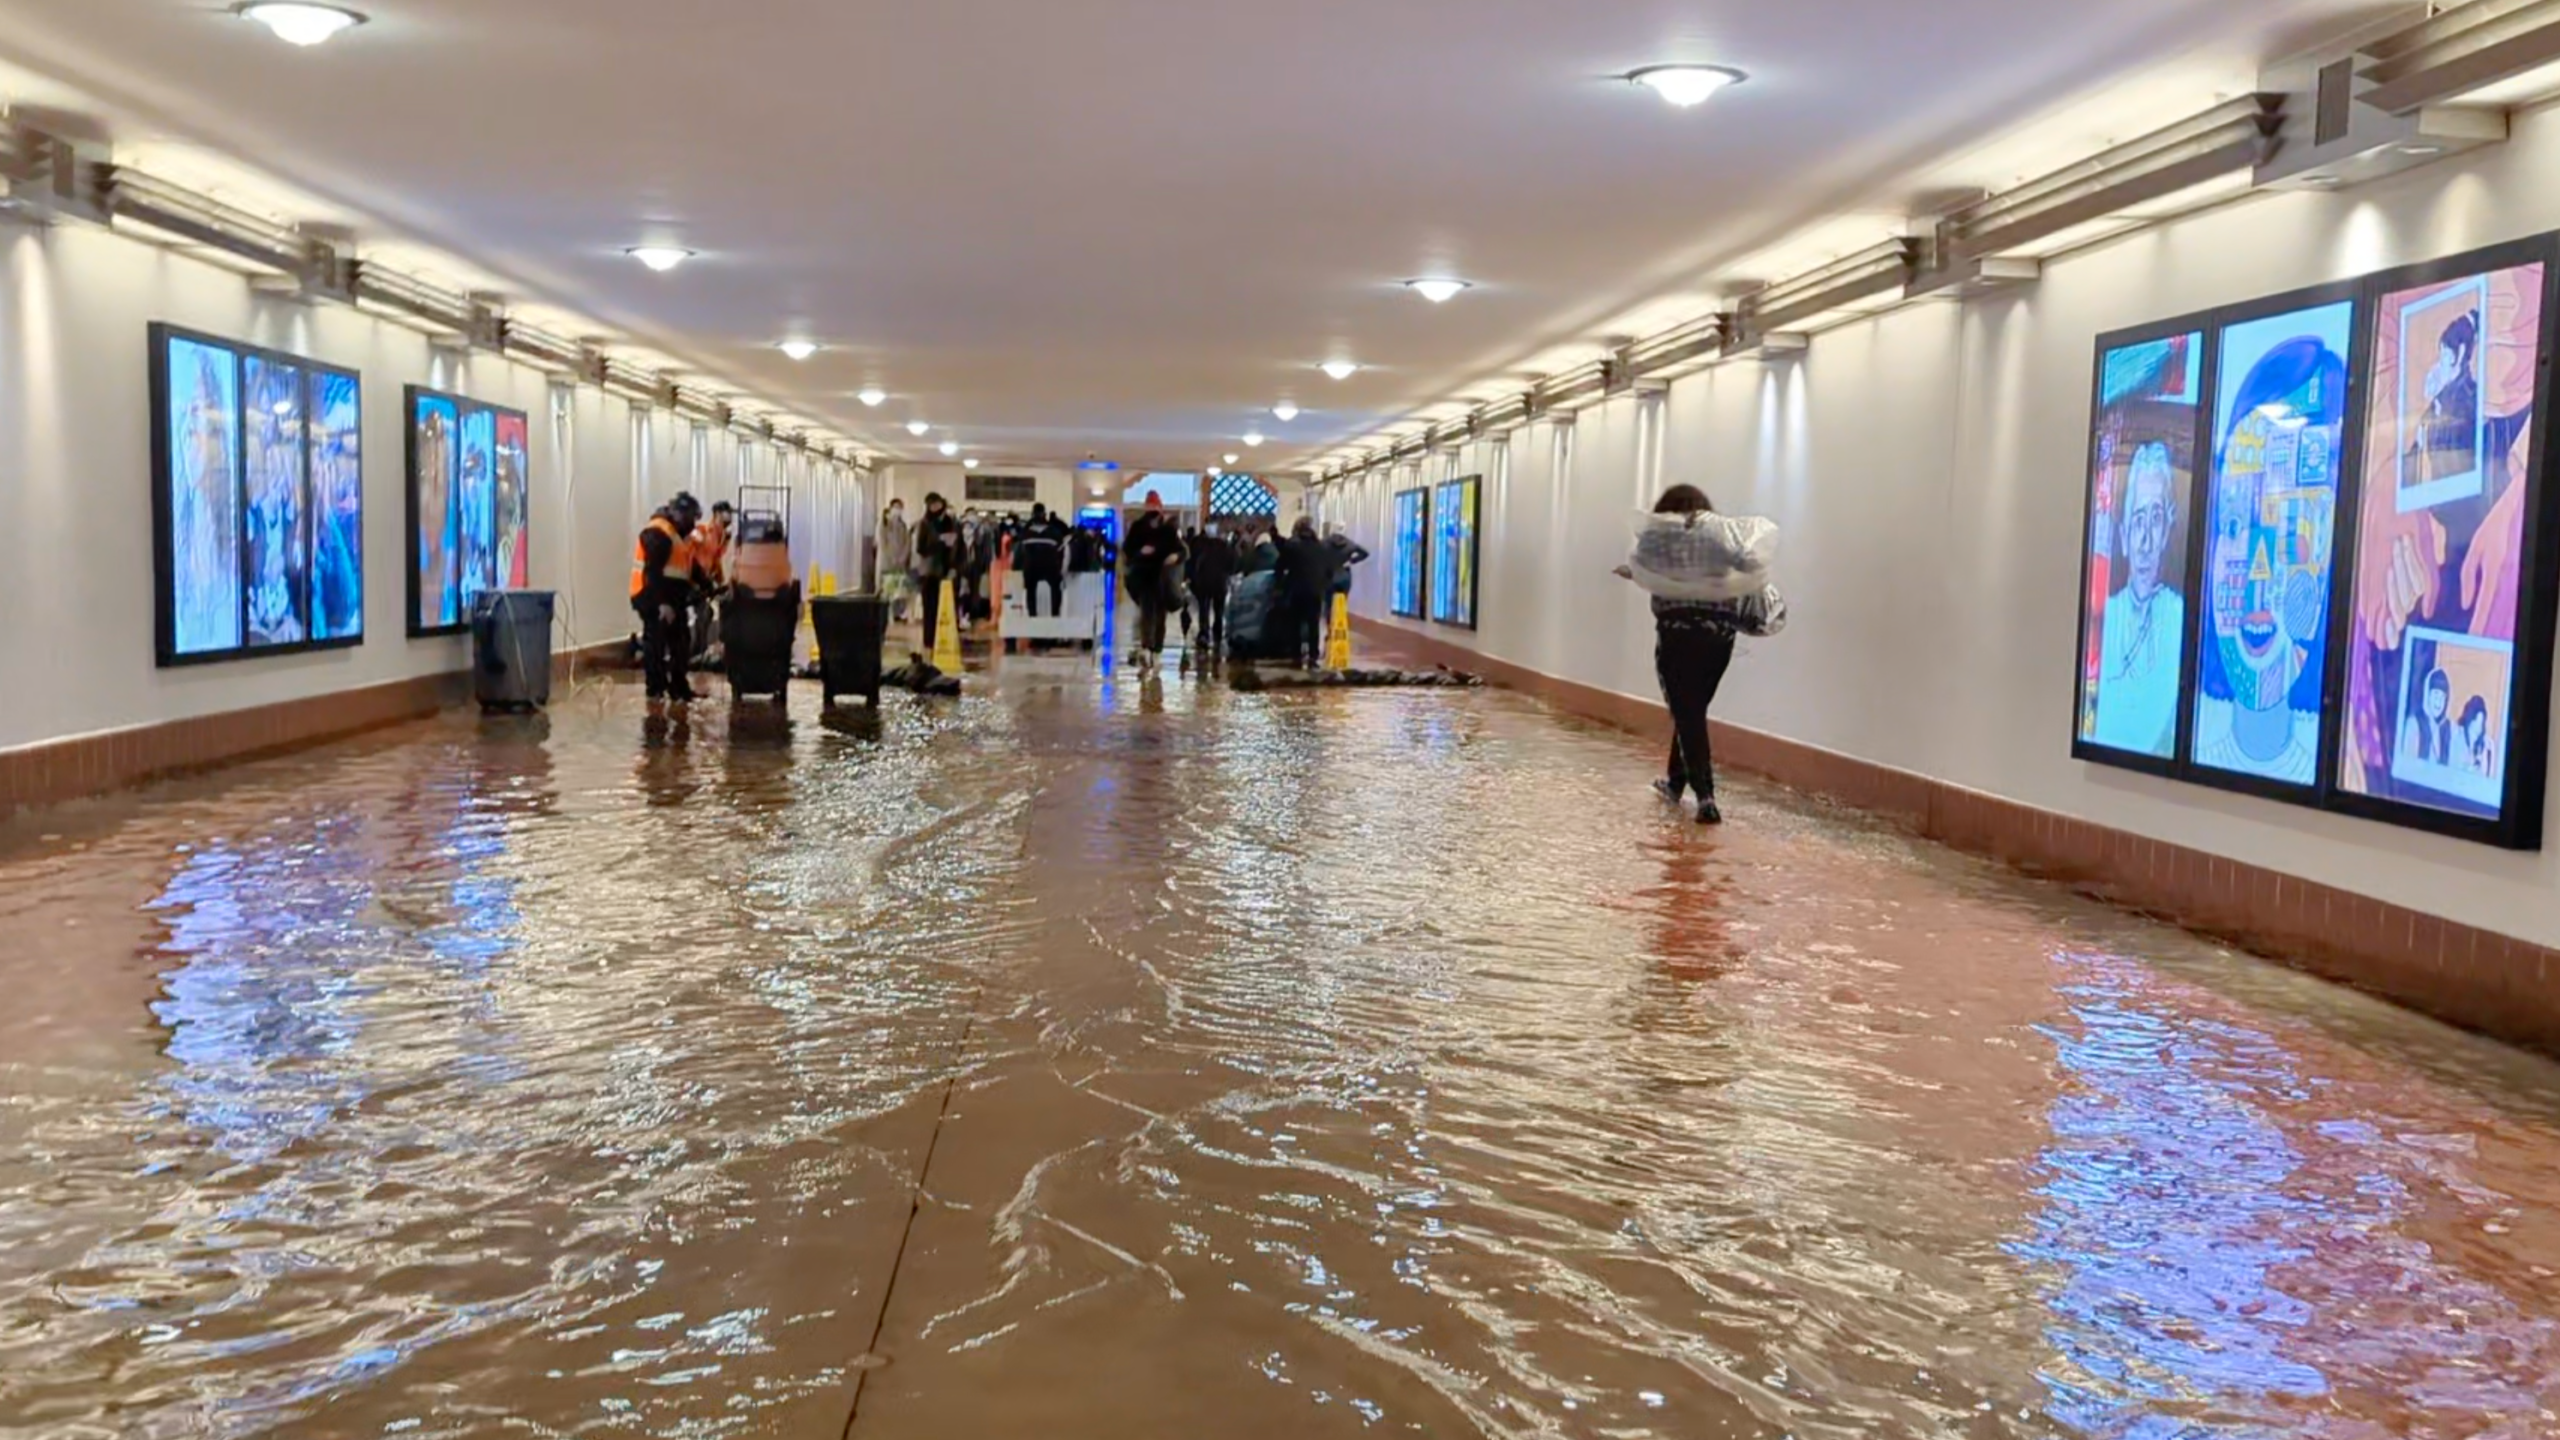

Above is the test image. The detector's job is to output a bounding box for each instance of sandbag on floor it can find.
[1228,665,1483,691]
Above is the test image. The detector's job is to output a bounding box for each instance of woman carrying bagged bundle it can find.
[1617,485,1787,824]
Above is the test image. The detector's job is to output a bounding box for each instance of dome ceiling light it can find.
[907,419,932,436]
[1626,64,1747,109]
[237,3,366,47]
[857,387,887,406]
[626,246,695,273]
[1404,278,1471,304]
[1321,360,1360,381]
[777,339,819,361]
[1273,401,1300,422]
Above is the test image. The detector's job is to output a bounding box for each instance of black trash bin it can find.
[722,582,802,702]
[472,590,556,711]
[810,595,890,708]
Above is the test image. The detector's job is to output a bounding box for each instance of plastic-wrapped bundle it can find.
[1625,511,1778,601]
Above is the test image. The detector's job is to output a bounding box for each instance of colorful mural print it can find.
[154,328,363,665]
[409,388,532,635]
[495,411,532,589]
[1431,475,1481,628]
[165,335,243,658]
[2190,300,2355,788]
[2076,331,2203,760]
[242,354,309,649]
[458,405,498,611]
[2338,261,2545,820]
[1391,488,1428,618]
[412,393,460,631]
[309,371,364,641]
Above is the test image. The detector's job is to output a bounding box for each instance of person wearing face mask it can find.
[878,498,914,620]
[1122,492,1187,669]
[911,493,963,654]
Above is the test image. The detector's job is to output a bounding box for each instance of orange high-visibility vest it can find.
[630,516,697,598]
[696,517,731,587]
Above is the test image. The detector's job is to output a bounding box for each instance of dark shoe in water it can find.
[1652,778,1682,806]
[1695,796,1723,825]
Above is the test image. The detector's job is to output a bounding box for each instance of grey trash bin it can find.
[472,589,556,711]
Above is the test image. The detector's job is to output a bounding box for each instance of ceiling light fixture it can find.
[1242,431,1265,447]
[857,386,887,406]
[1404,278,1471,304]
[237,2,366,47]
[1273,401,1301,422]
[626,245,695,273]
[1625,64,1746,108]
[964,457,980,469]
[1223,453,1240,466]
[906,419,931,436]
[777,339,819,361]
[939,439,960,457]
[1209,466,1224,478]
[1321,359,1360,381]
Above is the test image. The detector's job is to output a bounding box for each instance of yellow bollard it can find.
[933,577,964,675]
[1326,592,1352,671]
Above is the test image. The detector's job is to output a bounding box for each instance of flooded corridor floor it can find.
[5,658,2560,1439]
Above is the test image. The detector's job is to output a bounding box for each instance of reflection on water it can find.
[2,661,2559,1438]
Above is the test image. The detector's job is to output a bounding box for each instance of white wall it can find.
[882,463,1079,520]
[1,220,667,751]
[1330,103,2560,949]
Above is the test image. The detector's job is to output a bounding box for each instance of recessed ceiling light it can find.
[906,419,932,436]
[1242,432,1265,448]
[777,339,819,361]
[1321,359,1360,381]
[939,439,960,457]
[1273,401,1301,422]
[1404,278,1471,304]
[237,3,366,47]
[857,386,887,407]
[1625,64,1746,108]
[1223,453,1241,466]
[626,245,695,273]
[964,457,980,469]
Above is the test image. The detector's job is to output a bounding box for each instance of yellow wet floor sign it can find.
[1326,593,1352,671]
[934,578,964,674]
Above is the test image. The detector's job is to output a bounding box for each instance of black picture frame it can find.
[1430,474,1484,630]
[2321,233,2560,851]
[1391,485,1431,619]
[405,385,533,639]
[2069,311,2218,780]
[149,322,365,669]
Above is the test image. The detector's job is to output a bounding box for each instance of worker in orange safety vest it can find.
[631,492,705,703]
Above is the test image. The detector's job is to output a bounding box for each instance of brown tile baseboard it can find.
[1,640,629,818]
[1354,616,2560,1057]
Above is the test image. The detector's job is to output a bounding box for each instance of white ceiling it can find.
[0,0,2389,472]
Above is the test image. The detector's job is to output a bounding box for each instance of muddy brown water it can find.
[4,657,2559,1438]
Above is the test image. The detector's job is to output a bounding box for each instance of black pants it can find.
[1194,584,1227,647]
[1288,594,1321,667]
[1022,564,1064,617]
[1656,624,1737,798]
[638,599,693,699]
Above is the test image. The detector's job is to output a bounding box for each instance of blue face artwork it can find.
[2191,301,2356,787]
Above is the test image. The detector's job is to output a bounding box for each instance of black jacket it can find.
[1276,533,1331,602]
[913,510,962,580]
[1123,513,1184,579]
[1188,533,1237,591]
[1016,517,1070,572]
